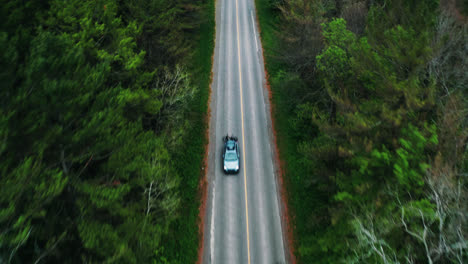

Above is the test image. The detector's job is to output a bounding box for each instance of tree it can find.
[0,0,203,262]
[297,4,441,260]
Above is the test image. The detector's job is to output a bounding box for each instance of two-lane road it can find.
[203,0,287,263]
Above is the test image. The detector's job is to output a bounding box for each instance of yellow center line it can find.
[235,0,251,263]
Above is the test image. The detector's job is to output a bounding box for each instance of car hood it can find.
[224,160,239,169]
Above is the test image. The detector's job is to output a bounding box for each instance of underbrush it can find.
[162,0,215,262]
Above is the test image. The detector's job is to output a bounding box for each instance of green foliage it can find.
[159,0,215,262]
[0,0,212,263]
[304,4,440,261]
[257,0,467,263]
[321,18,356,48]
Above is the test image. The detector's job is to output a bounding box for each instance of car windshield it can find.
[225,152,237,161]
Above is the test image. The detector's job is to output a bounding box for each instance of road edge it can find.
[251,3,297,264]
[199,0,221,262]
[196,0,217,263]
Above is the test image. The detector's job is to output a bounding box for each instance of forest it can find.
[256,0,467,263]
[0,0,214,263]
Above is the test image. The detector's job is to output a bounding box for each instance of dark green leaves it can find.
[0,0,203,262]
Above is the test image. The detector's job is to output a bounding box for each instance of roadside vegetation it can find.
[0,0,213,263]
[256,0,467,263]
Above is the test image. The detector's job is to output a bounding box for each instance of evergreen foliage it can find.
[0,0,213,263]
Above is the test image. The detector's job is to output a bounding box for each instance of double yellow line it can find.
[235,0,251,262]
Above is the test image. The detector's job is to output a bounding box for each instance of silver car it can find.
[222,135,240,174]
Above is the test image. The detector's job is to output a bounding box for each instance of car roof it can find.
[226,140,236,148]
[225,149,238,159]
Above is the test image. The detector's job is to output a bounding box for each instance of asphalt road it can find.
[202,0,287,263]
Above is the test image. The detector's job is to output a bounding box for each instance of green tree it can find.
[297,9,441,262]
[0,0,205,262]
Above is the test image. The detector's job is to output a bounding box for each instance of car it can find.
[222,134,240,174]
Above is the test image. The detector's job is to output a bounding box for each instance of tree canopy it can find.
[0,0,211,263]
[257,0,468,262]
